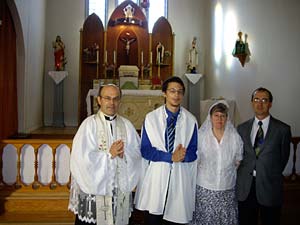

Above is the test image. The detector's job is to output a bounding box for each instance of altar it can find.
[86,89,164,129]
[78,1,174,124]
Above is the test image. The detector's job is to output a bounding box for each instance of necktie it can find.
[254,121,264,156]
[166,116,176,153]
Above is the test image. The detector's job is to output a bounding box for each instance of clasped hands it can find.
[171,144,186,162]
[109,139,124,158]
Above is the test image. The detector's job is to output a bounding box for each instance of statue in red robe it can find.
[53,35,66,71]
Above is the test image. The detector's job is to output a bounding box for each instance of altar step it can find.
[0,212,74,225]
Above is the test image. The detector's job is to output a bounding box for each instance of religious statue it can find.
[187,37,198,73]
[53,35,67,71]
[232,31,245,55]
[156,42,164,64]
[120,37,136,55]
[123,4,134,21]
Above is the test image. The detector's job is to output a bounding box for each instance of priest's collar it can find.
[104,114,117,121]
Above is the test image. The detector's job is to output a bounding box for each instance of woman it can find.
[190,100,243,225]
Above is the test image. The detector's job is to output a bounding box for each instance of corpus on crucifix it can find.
[120,36,136,55]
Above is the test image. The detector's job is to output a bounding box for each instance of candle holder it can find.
[141,64,144,81]
[103,62,108,79]
[112,63,117,84]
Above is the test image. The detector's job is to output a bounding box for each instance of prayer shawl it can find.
[68,110,141,225]
[135,106,198,224]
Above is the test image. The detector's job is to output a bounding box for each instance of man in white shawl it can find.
[68,84,141,225]
[135,76,198,225]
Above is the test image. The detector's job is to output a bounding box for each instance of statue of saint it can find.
[187,37,198,73]
[53,35,67,71]
[232,31,245,55]
[156,42,164,64]
[123,4,134,21]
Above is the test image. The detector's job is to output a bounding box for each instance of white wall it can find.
[204,0,300,135]
[44,0,85,126]
[12,0,46,133]
[168,0,206,121]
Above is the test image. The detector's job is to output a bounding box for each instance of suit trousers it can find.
[144,211,186,225]
[238,177,281,225]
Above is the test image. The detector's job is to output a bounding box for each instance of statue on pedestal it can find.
[53,35,67,71]
[187,37,198,73]
[156,42,164,64]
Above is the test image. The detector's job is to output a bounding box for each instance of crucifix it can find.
[120,37,136,55]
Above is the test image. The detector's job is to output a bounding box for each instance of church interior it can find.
[0,0,300,224]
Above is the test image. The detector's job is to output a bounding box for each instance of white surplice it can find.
[68,111,141,225]
[135,106,198,224]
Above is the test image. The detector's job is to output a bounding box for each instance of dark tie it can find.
[254,121,264,156]
[166,116,176,153]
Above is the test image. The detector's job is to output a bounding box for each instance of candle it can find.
[150,51,152,64]
[141,51,144,65]
[113,50,116,64]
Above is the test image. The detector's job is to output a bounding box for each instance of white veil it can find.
[198,100,243,161]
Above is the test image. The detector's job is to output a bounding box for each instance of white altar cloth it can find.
[86,89,163,116]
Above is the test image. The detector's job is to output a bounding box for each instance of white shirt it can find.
[251,115,270,146]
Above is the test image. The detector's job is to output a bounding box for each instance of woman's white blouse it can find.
[196,127,243,191]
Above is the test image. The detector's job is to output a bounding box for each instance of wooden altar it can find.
[78,0,174,123]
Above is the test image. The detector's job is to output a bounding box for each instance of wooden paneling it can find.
[79,13,105,124]
[0,0,18,139]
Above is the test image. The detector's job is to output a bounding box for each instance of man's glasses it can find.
[100,96,120,102]
[253,98,269,103]
[167,88,184,95]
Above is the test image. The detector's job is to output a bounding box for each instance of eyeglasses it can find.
[167,88,184,95]
[100,96,121,102]
[253,98,269,103]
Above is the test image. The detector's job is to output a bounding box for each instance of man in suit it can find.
[237,87,291,225]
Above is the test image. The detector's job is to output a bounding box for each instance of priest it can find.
[68,84,141,225]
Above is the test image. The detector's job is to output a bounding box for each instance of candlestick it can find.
[104,50,107,64]
[141,51,144,65]
[113,51,116,64]
[150,51,152,64]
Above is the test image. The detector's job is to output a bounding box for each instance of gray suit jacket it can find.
[236,116,291,206]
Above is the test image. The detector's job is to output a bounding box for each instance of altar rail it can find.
[0,139,74,224]
[0,137,299,224]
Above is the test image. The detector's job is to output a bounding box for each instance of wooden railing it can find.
[0,139,74,224]
[0,139,72,190]
[287,137,300,182]
[0,137,299,224]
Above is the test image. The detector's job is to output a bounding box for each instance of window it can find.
[117,0,138,5]
[86,0,107,25]
[148,0,168,32]
[87,0,168,31]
